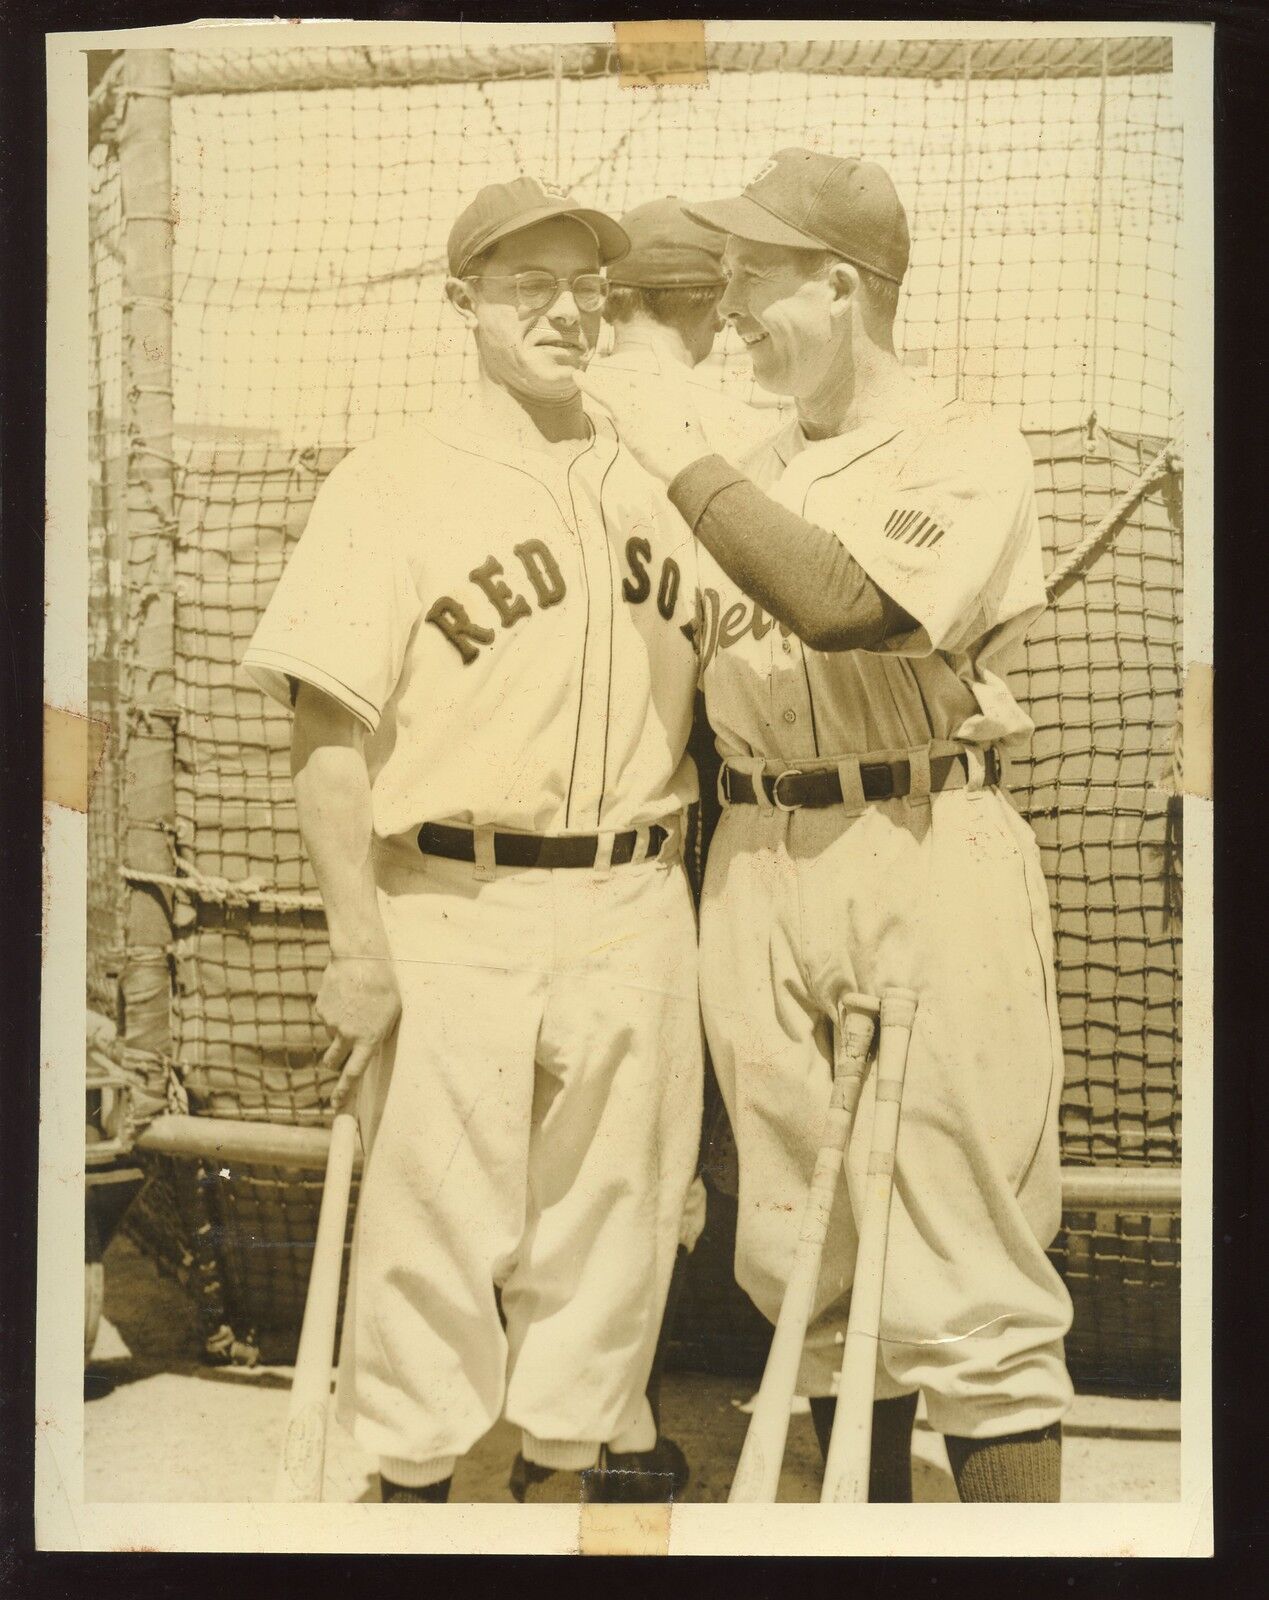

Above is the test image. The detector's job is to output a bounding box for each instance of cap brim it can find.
[456,203,630,275]
[681,195,825,251]
[606,266,727,288]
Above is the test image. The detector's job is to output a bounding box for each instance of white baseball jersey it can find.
[244,380,700,838]
[696,394,1073,1438]
[593,341,783,467]
[697,399,1047,764]
[244,378,705,1474]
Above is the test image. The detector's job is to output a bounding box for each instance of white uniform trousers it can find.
[335,841,702,1468]
[699,776,1074,1440]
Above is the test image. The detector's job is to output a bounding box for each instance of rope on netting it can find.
[1157,721,1185,924]
[1085,39,1111,449]
[88,54,125,146]
[954,40,973,401]
[1044,444,1181,604]
[90,1036,187,1121]
[120,861,325,914]
[166,37,1174,97]
[126,442,185,472]
[553,44,564,185]
[118,520,180,548]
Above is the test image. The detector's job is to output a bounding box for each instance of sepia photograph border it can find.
[37,15,1214,1557]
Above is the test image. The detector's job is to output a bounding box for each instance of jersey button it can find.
[783,708,797,724]
[782,639,793,653]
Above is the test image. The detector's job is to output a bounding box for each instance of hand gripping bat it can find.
[729,995,880,1503]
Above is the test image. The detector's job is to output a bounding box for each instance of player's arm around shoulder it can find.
[291,681,401,1111]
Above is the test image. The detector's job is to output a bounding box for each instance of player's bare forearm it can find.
[669,455,917,653]
[292,684,387,957]
[292,682,401,1104]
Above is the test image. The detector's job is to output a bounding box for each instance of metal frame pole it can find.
[118,51,177,1070]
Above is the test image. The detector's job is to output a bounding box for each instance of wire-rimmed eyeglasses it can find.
[464,271,608,315]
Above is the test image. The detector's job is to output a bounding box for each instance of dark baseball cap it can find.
[447,175,630,279]
[683,148,910,284]
[606,197,728,289]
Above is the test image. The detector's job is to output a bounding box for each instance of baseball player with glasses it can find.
[244,176,702,1505]
[579,148,1075,1503]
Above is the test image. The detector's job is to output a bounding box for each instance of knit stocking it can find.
[944,1423,1062,1502]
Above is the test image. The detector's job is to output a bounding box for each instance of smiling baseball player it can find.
[579,148,1075,1503]
[244,177,702,1505]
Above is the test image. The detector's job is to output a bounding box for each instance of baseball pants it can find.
[335,838,702,1476]
[699,762,1074,1439]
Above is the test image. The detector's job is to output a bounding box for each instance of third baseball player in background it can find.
[579,148,1074,1503]
[594,195,784,1262]
[596,196,784,465]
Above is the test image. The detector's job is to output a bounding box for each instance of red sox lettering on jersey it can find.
[425,530,694,665]
[244,179,707,1494]
[243,380,705,1475]
[244,385,699,838]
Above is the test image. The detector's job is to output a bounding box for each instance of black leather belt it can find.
[416,821,670,870]
[721,749,1000,810]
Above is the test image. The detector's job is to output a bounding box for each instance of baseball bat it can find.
[820,987,918,1504]
[273,1098,360,1503]
[729,995,879,1503]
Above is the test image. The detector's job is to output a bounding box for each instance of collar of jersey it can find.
[771,391,958,480]
[766,414,911,517]
[598,342,665,376]
[422,385,618,476]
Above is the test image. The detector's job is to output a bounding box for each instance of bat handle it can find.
[821,987,917,1504]
[829,996,883,1152]
[273,1099,361,1503]
[729,995,879,1503]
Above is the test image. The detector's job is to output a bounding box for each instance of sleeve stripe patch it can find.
[885,508,947,548]
[884,508,916,539]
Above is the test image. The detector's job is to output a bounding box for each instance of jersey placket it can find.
[767,626,820,761]
[559,442,617,831]
[767,436,904,764]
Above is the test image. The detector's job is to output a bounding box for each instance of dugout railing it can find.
[86,34,1184,1391]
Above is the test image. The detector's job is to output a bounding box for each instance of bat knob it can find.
[880,988,918,1029]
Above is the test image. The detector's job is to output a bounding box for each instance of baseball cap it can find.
[683,149,910,284]
[447,175,630,279]
[605,197,728,289]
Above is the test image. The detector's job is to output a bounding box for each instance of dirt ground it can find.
[85,1235,1181,1505]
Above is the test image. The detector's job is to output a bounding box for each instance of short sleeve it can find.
[823,418,1046,659]
[241,443,423,732]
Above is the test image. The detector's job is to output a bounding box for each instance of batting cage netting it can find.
[88,36,1183,1391]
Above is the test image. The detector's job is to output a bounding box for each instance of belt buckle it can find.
[771,768,803,812]
[720,765,735,806]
